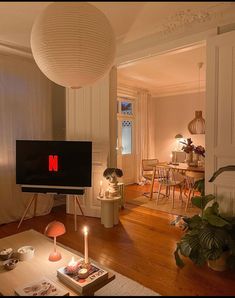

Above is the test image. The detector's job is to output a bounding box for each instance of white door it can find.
[117,98,136,184]
[206,30,235,215]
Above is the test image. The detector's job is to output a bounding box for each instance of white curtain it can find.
[0,52,54,225]
[135,90,151,183]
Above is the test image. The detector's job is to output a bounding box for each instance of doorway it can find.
[117,97,136,184]
[117,42,206,216]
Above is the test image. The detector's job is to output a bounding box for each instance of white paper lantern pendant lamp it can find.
[31,2,116,88]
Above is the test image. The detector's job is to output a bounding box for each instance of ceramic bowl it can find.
[3,258,19,270]
[17,246,35,261]
[0,248,13,260]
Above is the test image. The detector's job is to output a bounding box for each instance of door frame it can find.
[115,28,219,189]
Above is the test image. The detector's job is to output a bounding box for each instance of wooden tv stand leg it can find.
[74,195,84,232]
[17,193,38,229]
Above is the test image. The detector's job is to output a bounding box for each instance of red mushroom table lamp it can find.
[44,221,66,262]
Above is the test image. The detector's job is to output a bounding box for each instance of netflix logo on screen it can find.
[16,140,92,188]
[49,155,58,172]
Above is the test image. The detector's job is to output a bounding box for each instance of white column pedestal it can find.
[97,196,121,228]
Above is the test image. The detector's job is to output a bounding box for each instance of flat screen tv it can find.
[16,140,92,193]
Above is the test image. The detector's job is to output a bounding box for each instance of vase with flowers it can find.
[180,138,205,167]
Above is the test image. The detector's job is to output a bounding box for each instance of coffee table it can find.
[0,230,115,296]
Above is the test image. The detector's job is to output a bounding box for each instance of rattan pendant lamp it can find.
[30,2,116,88]
[188,62,205,134]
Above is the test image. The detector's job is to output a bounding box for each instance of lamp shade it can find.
[31,2,116,88]
[44,221,66,237]
[188,111,205,134]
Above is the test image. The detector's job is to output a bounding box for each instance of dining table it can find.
[147,161,205,199]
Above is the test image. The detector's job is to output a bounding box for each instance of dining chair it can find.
[141,158,159,199]
[184,171,205,212]
[155,165,186,208]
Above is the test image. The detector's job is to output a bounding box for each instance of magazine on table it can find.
[57,258,108,293]
[14,277,69,296]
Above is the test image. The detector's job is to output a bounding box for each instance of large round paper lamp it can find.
[44,221,66,262]
[30,2,116,88]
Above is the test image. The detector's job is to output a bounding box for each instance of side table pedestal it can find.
[97,196,121,228]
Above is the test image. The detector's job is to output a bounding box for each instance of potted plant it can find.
[174,165,235,271]
[180,138,205,166]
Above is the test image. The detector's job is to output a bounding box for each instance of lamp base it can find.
[48,251,61,262]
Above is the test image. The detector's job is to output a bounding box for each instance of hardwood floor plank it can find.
[0,184,235,296]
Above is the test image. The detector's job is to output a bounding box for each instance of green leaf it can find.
[174,244,185,268]
[206,215,230,227]
[192,195,215,210]
[193,179,205,196]
[203,202,219,217]
[186,215,203,230]
[199,227,227,249]
[209,165,235,182]
[203,248,223,260]
[179,239,192,257]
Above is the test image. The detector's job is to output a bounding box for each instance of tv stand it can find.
[17,188,85,231]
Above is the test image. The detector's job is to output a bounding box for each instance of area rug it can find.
[95,270,159,296]
[127,193,199,217]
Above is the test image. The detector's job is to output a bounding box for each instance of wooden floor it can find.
[1,184,235,296]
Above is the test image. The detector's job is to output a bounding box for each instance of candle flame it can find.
[100,180,103,186]
[68,256,75,265]
[83,226,88,235]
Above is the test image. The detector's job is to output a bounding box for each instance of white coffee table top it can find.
[0,229,114,296]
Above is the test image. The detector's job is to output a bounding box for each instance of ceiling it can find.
[0,2,234,49]
[0,1,233,96]
[118,44,206,97]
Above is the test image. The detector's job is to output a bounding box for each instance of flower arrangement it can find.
[180,138,205,157]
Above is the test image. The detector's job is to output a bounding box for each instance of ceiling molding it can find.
[118,79,206,99]
[0,40,32,58]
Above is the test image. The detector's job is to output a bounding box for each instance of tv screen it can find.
[16,140,92,189]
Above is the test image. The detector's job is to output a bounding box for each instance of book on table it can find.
[57,258,108,294]
[14,276,69,296]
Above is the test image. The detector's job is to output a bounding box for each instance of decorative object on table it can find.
[82,226,90,267]
[0,248,13,260]
[57,258,108,295]
[14,277,69,296]
[99,180,104,198]
[174,167,235,272]
[103,168,123,198]
[44,220,66,262]
[17,246,35,261]
[3,258,19,271]
[180,138,205,166]
[30,2,116,88]
[66,256,79,275]
[188,62,205,134]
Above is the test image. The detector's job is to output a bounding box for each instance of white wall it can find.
[151,91,205,162]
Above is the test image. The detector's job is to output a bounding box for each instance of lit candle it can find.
[99,180,103,197]
[83,226,89,264]
[66,256,78,274]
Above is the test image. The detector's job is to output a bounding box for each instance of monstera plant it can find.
[174,165,235,271]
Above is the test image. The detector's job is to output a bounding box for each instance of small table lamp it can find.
[44,220,66,262]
